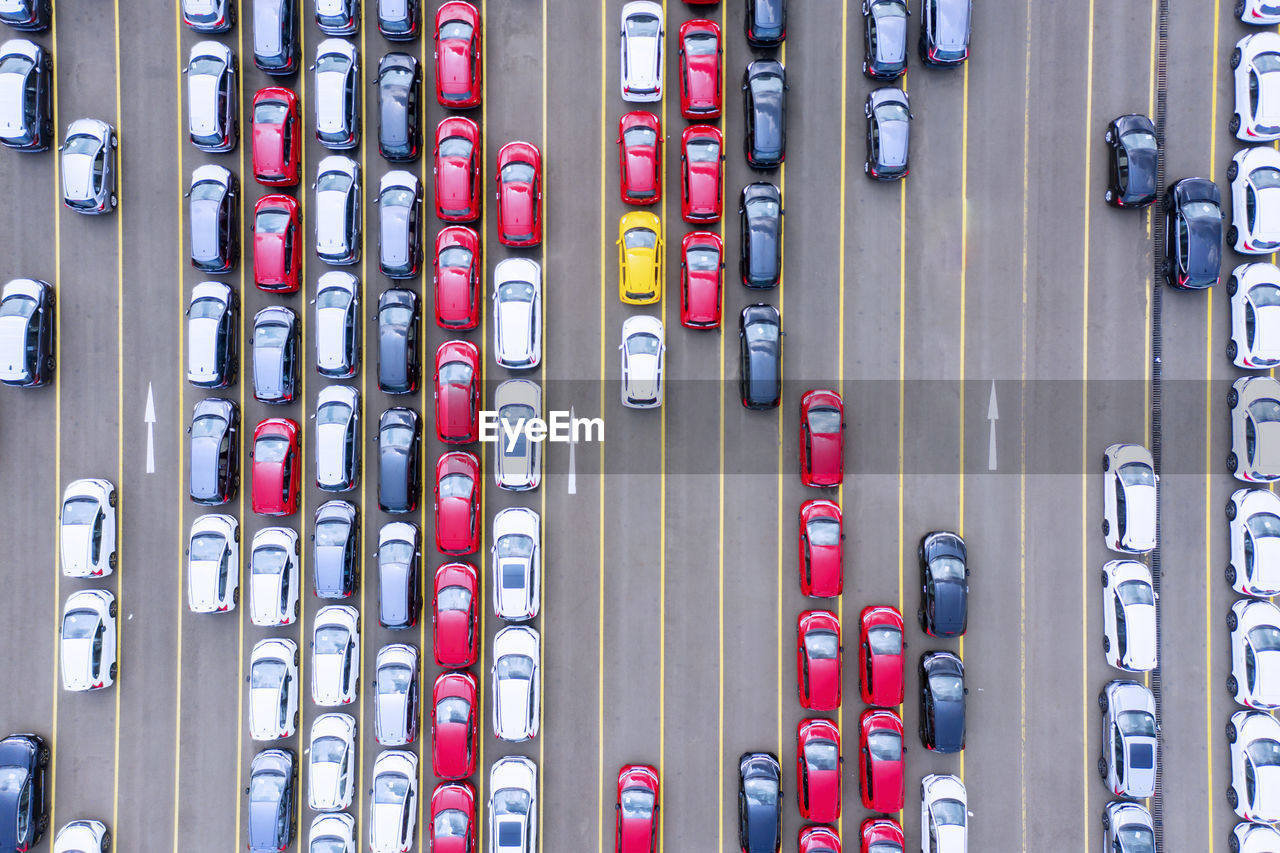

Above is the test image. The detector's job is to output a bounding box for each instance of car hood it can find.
[61,638,96,688]
[310,761,343,809]
[1121,484,1157,550]
[316,422,349,483]
[498,302,534,361]
[189,74,220,136]
[370,802,403,849]
[316,310,348,371]
[250,574,281,623]
[875,14,907,63]
[878,117,909,168]
[1121,604,1158,670]
[62,152,95,201]
[313,655,345,703]
[188,316,221,380]
[60,524,92,574]
[1187,218,1223,277]
[625,352,660,400]
[254,343,286,399]
[624,247,658,288]
[250,686,281,736]
[440,39,473,98]
[0,315,28,379]
[1257,422,1280,475]
[189,559,225,609]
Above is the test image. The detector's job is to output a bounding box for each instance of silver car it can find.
[620,1,663,103]
[316,0,359,35]
[1230,376,1280,483]
[373,643,419,746]
[488,757,537,853]
[1228,488,1280,597]
[187,40,238,153]
[314,270,360,378]
[1100,802,1153,853]
[59,478,117,579]
[315,155,361,264]
[182,0,234,32]
[187,280,237,389]
[249,526,300,627]
[493,379,542,491]
[1098,679,1158,800]
[1230,598,1280,709]
[378,170,423,279]
[493,258,541,369]
[252,305,298,403]
[0,38,52,151]
[188,163,239,273]
[1229,709,1280,823]
[491,625,540,742]
[1228,262,1280,369]
[492,507,540,622]
[313,39,359,150]
[61,118,116,214]
[315,384,360,492]
[252,0,297,74]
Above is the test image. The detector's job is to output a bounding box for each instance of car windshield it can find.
[0,54,33,75]
[1117,462,1154,486]
[189,531,225,561]
[436,696,470,725]
[744,320,779,343]
[1249,512,1280,539]
[868,730,902,762]
[624,228,657,250]
[867,625,902,655]
[749,199,780,220]
[311,838,347,853]
[751,73,784,96]
[1253,284,1280,308]
[868,845,903,853]
[1250,738,1280,767]
[256,209,290,234]
[1123,129,1158,151]
[440,246,473,269]
[806,406,840,434]
[381,306,413,329]
[189,56,224,77]
[931,798,966,827]
[440,19,473,39]
[686,246,718,271]
[1257,52,1280,74]
[1183,200,1219,221]
[251,546,288,575]
[312,735,347,764]
[383,424,414,449]
[627,333,661,356]
[498,281,535,303]
[496,654,533,680]
[190,180,224,202]
[1251,626,1280,652]
[378,664,412,694]
[249,771,285,801]
[743,777,778,805]
[434,809,469,838]
[317,172,353,194]
[316,402,352,426]
[439,135,473,160]
[255,436,288,464]
[63,134,99,156]
[438,472,473,499]
[373,773,409,804]
[381,540,414,564]
[1117,580,1154,607]
[250,659,285,688]
[684,32,717,55]
[1251,400,1280,424]
[0,294,35,318]
[930,555,965,582]
[1253,168,1280,191]
[316,287,352,310]
[625,13,659,37]
[872,0,906,16]
[624,126,657,148]
[440,361,473,386]
[929,673,964,701]
[686,138,720,162]
[0,766,26,795]
[381,66,413,88]
[382,188,415,210]
[804,740,838,770]
[501,162,535,184]
[804,629,838,659]
[253,100,287,125]
[438,585,472,612]
[316,53,350,74]
[191,413,226,438]
[62,609,98,639]
[189,296,224,321]
[620,788,655,818]
[493,789,530,815]
[496,533,534,559]
[806,517,840,546]
[254,322,289,348]
[1117,711,1156,737]
[314,626,349,655]
[62,496,99,526]
[315,519,349,548]
[500,404,536,431]
[1117,826,1155,853]
[876,103,910,123]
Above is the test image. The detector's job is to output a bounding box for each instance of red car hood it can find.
[436,608,472,665]
[438,382,472,440]
[437,265,473,325]
[439,40,473,99]
[439,497,471,549]
[254,231,287,285]
[502,182,535,234]
[625,147,657,195]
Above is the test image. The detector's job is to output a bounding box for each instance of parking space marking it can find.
[537,4,548,850]
[417,9,430,848]
[836,0,847,838]
[354,16,371,846]
[47,0,63,835]
[595,0,607,848]
[657,1,668,850]
[110,0,126,835]
[478,4,491,850]
[716,4,728,849]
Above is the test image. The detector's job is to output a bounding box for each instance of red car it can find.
[435,340,481,443]
[251,87,300,186]
[496,141,542,246]
[678,19,722,118]
[430,782,477,853]
[435,117,482,222]
[434,226,481,329]
[859,819,903,853]
[797,609,841,710]
[618,111,661,205]
[800,390,844,486]
[859,605,905,707]
[434,1,482,109]
[615,765,660,853]
[796,719,841,823]
[252,194,301,293]
[680,125,723,222]
[798,500,843,597]
[251,418,300,516]
[435,451,480,555]
[680,231,722,329]
[433,561,479,668]
[858,709,905,813]
[799,826,842,853]
[432,671,478,780]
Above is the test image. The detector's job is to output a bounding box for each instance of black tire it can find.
[1229,161,1240,183]
[292,710,299,728]
[1228,274,1240,297]
[1231,832,1241,853]
[108,552,117,570]
[1228,786,1240,809]
[45,292,53,307]
[1228,340,1239,362]
[1236,0,1246,17]
[1232,47,1243,69]
[45,355,54,371]
[1230,609,1240,631]
[108,600,117,617]
[1103,635,1111,653]
[232,587,240,606]
[293,537,300,555]
[1229,675,1239,696]
[1101,569,1109,587]
[101,831,111,852]
[233,526,240,543]
[1229,452,1240,474]
[108,662,117,680]
[108,489,117,507]
[1097,756,1108,779]
[38,746,49,766]
[1098,691,1109,712]
[1228,226,1240,247]
[109,193,117,208]
[1104,189,1114,204]
[293,648,299,666]
[1227,499,1238,521]
[1101,809,1110,830]
[293,599,300,619]
[1227,564,1238,586]
[1231,114,1242,136]
[1102,519,1110,536]
[1102,453,1110,472]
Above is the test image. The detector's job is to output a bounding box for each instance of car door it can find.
[14,780,29,844]
[1113,596,1127,662]
[1111,723,1124,787]
[1115,480,1127,541]
[1114,141,1129,195]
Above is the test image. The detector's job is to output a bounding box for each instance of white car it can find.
[186,280,237,388]
[314,270,360,378]
[1099,679,1158,800]
[1235,820,1280,852]
[53,820,110,853]
[1229,488,1280,597]
[620,1,663,103]
[492,625,540,742]
[1234,32,1280,140]
[59,477,116,578]
[315,155,361,264]
[370,750,418,853]
[186,40,237,153]
[1101,802,1152,853]
[920,774,966,853]
[187,513,238,612]
[493,258,542,370]
[309,813,356,853]
[315,383,360,491]
[492,507,540,622]
[308,712,356,812]
[1230,263,1280,368]
[248,637,299,741]
[60,589,116,692]
[1231,376,1280,483]
[1229,709,1280,823]
[373,643,420,746]
[619,315,664,409]
[61,118,117,214]
[1231,146,1280,254]
[1101,443,1156,553]
[1100,560,1157,673]
[313,39,359,150]
[493,379,542,492]
[489,756,537,853]
[249,526,300,626]
[1231,598,1280,709]
[313,604,360,706]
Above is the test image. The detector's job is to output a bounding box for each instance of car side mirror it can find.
[963,688,969,695]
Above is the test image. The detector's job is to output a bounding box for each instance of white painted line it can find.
[987,380,998,472]
[145,382,156,474]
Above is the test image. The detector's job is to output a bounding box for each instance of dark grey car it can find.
[378,521,422,630]
[743,59,786,169]
[189,397,239,505]
[919,650,966,752]
[919,0,970,66]
[0,38,52,151]
[313,499,359,599]
[737,752,782,853]
[378,170,423,278]
[865,87,911,180]
[739,182,782,289]
[378,52,421,162]
[252,306,299,404]
[739,304,782,411]
[246,748,297,853]
[862,0,908,79]
[378,0,418,40]
[253,0,297,75]
[379,408,421,514]
[188,164,239,273]
[377,288,420,394]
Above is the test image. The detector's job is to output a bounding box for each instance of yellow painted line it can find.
[537,2,548,850]
[1205,2,1222,844]
[417,10,429,848]
[716,2,727,850]
[897,72,906,626]
[47,0,62,836]
[1079,0,1096,841]
[171,0,187,848]
[775,42,786,768]
[477,2,489,851]
[1146,0,1157,436]
[656,0,667,850]
[233,0,250,845]
[956,56,969,785]
[355,14,371,848]
[835,1,847,837]
[110,0,125,836]
[595,0,606,849]
[1019,1,1032,845]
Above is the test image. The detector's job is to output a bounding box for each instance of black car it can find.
[378,407,422,514]
[251,306,299,404]
[252,0,298,75]
[919,650,966,753]
[745,0,785,48]
[740,182,783,289]
[737,752,781,853]
[188,165,239,274]
[378,0,419,41]
[378,52,421,162]
[0,39,52,152]
[743,59,786,169]
[246,748,297,853]
[0,278,54,388]
[862,0,908,79]
[739,304,782,411]
[918,0,970,67]
[377,289,420,394]
[1104,114,1158,208]
[189,397,240,505]
[0,733,48,852]
[1163,177,1224,290]
[918,530,967,637]
[379,522,422,629]
[313,499,359,598]
[0,0,49,31]
[378,175,424,279]
[865,87,912,180]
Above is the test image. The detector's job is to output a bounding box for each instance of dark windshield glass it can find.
[255,322,289,348]
[190,532,225,561]
[867,625,902,655]
[438,585,471,612]
[254,101,287,125]
[251,546,288,575]
[1117,580,1154,606]
[867,730,902,762]
[807,518,840,546]
[683,32,716,55]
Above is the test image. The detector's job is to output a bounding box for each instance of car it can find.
[434,561,480,668]
[0,0,46,31]
[617,211,663,305]
[247,637,299,741]
[1229,488,1280,597]
[618,112,662,205]
[188,397,239,505]
[799,390,844,486]
[379,0,419,40]
[61,118,116,214]
[740,304,782,410]
[737,752,781,853]
[313,39,359,150]
[862,0,908,79]
[187,513,239,612]
[492,625,540,742]
[1241,0,1280,25]
[435,340,481,443]
[494,258,543,369]
[620,315,665,409]
[1101,443,1157,553]
[681,125,723,222]
[1103,114,1158,208]
[379,408,422,514]
[920,775,966,853]
[795,719,840,823]
[315,155,361,264]
[797,609,840,710]
[315,384,360,491]
[1230,263,1280,368]
[377,288,421,394]
[252,194,302,292]
[377,52,421,161]
[918,0,970,66]
[59,478,116,579]
[1101,559,1157,673]
[678,19,720,118]
[251,417,300,517]
[918,651,965,753]
[187,40,237,153]
[496,141,543,246]
[0,733,48,853]
[251,305,299,403]
[309,814,355,853]
[1162,177,1223,289]
[864,87,911,180]
[314,500,358,599]
[0,278,53,388]
[1099,679,1158,799]
[373,643,419,746]
[1101,802,1153,853]
[185,0,234,32]
[1231,147,1280,255]
[431,783,476,853]
[252,87,300,185]
[314,271,360,378]
[494,379,543,491]
[436,1,482,108]
[798,500,842,597]
[436,116,482,221]
[859,606,905,707]
[246,749,297,853]
[379,171,424,279]
[917,530,967,637]
[308,713,355,812]
[489,756,537,853]
[52,819,109,853]
[620,1,663,102]
[680,232,723,329]
[315,0,357,34]
[743,61,786,169]
[1230,376,1280,482]
[249,527,300,626]
[492,507,540,622]
[859,709,905,813]
[60,589,116,691]
[435,451,480,554]
[370,751,418,853]
[740,182,782,288]
[1234,33,1280,141]
[252,0,298,75]
[1233,820,1280,852]
[435,226,481,329]
[189,164,239,273]
[0,38,51,151]
[616,765,659,853]
[1231,598,1280,708]
[433,672,479,780]
[312,605,359,707]
[1229,709,1280,823]
[799,825,842,853]
[379,521,423,630]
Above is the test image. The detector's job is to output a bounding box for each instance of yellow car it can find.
[617,211,662,304]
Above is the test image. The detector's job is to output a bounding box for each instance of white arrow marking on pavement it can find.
[567,405,577,495]
[987,380,998,472]
[145,382,156,474]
